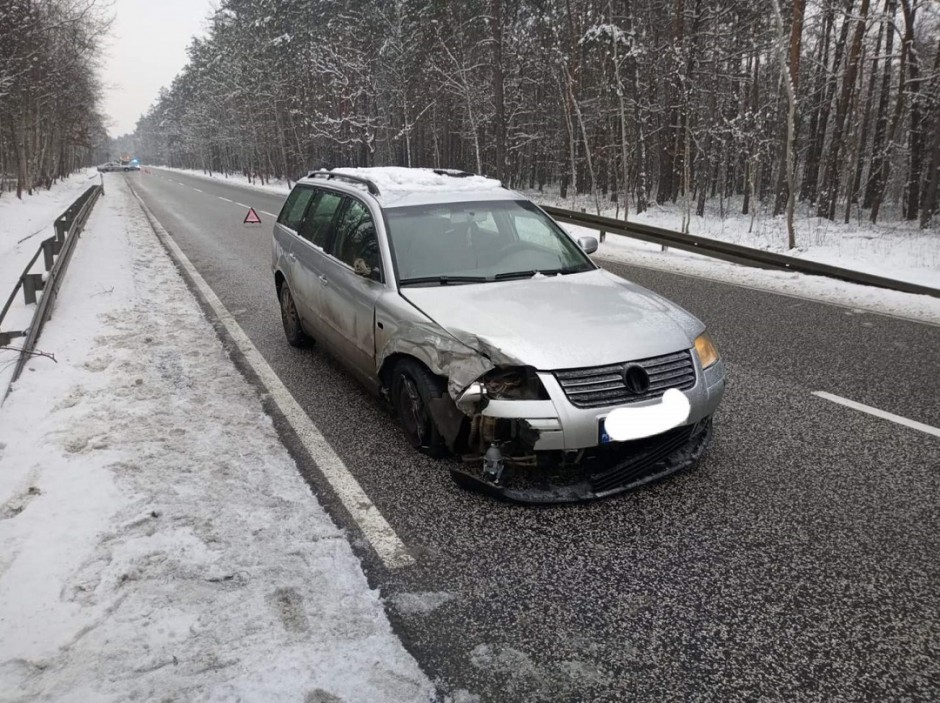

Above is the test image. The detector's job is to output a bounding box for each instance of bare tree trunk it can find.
[773,0,805,218]
[610,0,630,220]
[770,0,801,248]
[901,0,922,220]
[864,0,898,209]
[490,0,507,182]
[817,0,870,220]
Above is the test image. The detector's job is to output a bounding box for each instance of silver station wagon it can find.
[272,167,725,502]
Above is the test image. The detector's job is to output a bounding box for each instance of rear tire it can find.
[279,283,310,347]
[391,359,448,457]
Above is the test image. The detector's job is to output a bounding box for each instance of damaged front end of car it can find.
[377,321,713,503]
[448,365,712,503]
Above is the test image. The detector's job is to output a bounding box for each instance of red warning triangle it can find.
[243,207,262,224]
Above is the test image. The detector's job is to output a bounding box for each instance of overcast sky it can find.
[101,0,214,136]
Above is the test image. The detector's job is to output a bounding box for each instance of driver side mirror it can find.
[577,235,599,254]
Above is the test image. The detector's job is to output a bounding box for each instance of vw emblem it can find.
[622,364,650,395]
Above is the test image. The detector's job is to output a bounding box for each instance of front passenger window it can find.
[332,199,382,280]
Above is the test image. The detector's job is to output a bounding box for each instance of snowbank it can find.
[527,189,940,290]
[158,167,294,195]
[0,170,100,296]
[0,177,434,702]
[565,224,940,325]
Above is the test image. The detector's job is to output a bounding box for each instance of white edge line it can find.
[130,189,415,570]
[812,391,940,439]
[261,210,278,218]
[234,202,249,209]
[219,197,233,203]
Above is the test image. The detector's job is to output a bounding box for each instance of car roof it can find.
[295,167,524,209]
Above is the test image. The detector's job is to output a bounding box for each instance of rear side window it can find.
[298,191,343,248]
[332,198,382,279]
[277,186,316,231]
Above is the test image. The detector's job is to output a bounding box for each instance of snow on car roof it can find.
[305,167,518,208]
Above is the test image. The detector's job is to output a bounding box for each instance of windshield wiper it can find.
[493,266,591,281]
[493,269,540,280]
[399,275,489,287]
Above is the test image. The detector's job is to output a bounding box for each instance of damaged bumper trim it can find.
[450,418,713,504]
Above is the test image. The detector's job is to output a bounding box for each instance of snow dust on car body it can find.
[271,167,725,502]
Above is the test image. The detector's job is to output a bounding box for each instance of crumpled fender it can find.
[376,321,522,402]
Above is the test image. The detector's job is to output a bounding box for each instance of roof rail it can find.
[306,170,381,196]
[432,168,476,178]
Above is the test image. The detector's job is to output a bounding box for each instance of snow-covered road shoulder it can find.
[0,177,434,702]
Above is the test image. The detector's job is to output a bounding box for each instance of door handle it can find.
[288,252,297,261]
[318,274,328,285]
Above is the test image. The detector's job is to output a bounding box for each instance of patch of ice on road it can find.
[0,176,434,702]
[469,642,610,698]
[390,591,455,615]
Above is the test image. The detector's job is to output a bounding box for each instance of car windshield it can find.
[385,199,595,285]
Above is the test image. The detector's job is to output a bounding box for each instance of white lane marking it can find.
[130,189,415,570]
[261,210,278,218]
[219,197,233,203]
[234,202,249,209]
[193,188,203,193]
[812,391,940,439]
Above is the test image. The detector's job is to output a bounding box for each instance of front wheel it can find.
[279,283,310,347]
[391,359,448,457]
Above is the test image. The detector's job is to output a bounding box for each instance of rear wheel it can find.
[391,359,447,457]
[279,283,310,347]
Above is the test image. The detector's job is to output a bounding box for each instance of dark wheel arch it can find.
[390,357,448,457]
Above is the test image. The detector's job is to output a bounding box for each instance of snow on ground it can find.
[527,189,940,290]
[159,167,293,195]
[0,176,435,702]
[0,170,100,295]
[149,166,938,321]
[0,170,102,394]
[155,167,938,295]
[567,224,940,325]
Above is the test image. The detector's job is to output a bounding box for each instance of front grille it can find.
[553,350,696,409]
[588,424,697,494]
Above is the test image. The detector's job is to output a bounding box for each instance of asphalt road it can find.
[126,168,940,702]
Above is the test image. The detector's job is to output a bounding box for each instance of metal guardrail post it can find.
[22,274,44,305]
[41,238,57,270]
[3,184,103,396]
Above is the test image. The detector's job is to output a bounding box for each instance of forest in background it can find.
[0,0,108,198]
[128,0,940,239]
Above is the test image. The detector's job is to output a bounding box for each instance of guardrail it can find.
[0,183,103,396]
[542,206,940,299]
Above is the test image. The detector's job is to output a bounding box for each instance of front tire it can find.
[279,283,310,347]
[391,359,448,457]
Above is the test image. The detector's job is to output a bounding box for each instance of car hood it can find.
[400,269,704,370]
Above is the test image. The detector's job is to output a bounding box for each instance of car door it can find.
[317,196,386,384]
[290,188,345,338]
[274,185,319,323]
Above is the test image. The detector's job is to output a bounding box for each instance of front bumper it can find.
[451,416,714,503]
[479,357,726,451]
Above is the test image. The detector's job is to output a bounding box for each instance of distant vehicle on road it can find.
[271,167,725,501]
[97,160,140,172]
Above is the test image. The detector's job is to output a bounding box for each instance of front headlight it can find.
[456,367,548,414]
[694,333,719,369]
[481,367,548,400]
